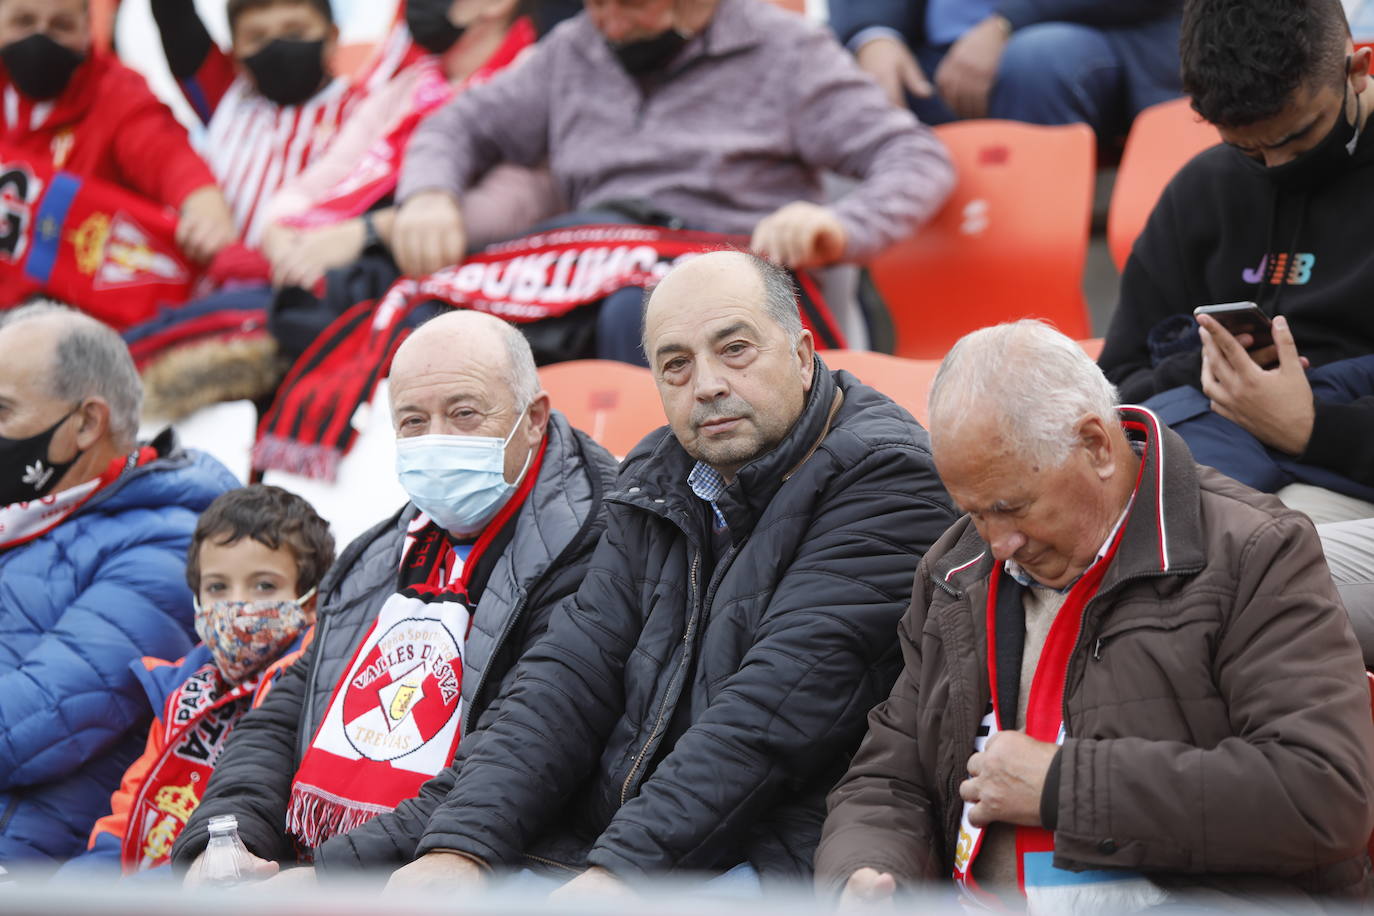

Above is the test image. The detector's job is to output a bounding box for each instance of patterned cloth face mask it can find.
[193,588,316,684]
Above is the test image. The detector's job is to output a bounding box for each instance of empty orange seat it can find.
[538,360,662,458]
[823,350,940,426]
[868,120,1096,360]
[1107,97,1221,271]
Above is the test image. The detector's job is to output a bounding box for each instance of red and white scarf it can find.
[0,447,153,552]
[285,441,545,848]
[954,448,1166,914]
[121,662,257,872]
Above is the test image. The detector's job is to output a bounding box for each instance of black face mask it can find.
[0,33,85,101]
[0,409,81,507]
[406,0,467,54]
[243,38,328,107]
[1253,79,1364,191]
[608,28,689,76]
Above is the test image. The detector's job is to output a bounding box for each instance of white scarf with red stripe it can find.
[286,441,545,849]
[0,448,152,552]
[954,428,1168,915]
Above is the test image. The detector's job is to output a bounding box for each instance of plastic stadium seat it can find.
[823,350,941,426]
[868,120,1096,360]
[1107,97,1221,271]
[539,360,663,458]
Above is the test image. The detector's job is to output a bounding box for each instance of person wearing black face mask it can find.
[145,0,346,247]
[0,0,236,293]
[0,302,238,863]
[408,0,469,54]
[1100,0,1374,527]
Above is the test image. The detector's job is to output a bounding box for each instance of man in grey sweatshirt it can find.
[390,0,955,363]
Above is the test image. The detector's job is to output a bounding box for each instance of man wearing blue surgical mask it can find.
[172,311,618,883]
[375,251,956,895]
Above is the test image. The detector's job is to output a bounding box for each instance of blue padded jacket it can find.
[0,429,237,863]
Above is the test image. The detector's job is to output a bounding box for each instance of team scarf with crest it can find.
[285,441,545,849]
[252,224,843,481]
[120,661,258,872]
[0,447,153,552]
[953,423,1167,914]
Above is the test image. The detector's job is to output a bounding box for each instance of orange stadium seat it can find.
[823,350,940,426]
[868,120,1095,361]
[1107,97,1220,271]
[538,359,663,457]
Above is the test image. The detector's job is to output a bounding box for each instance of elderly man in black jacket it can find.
[170,311,618,880]
[328,250,956,893]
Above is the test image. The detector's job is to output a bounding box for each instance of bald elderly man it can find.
[816,321,1374,909]
[172,311,618,878]
[0,302,237,863]
[331,250,954,893]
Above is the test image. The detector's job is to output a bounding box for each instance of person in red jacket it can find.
[0,0,235,306]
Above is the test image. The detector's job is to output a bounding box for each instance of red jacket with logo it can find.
[0,50,214,210]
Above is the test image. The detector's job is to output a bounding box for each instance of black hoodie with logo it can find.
[1099,118,1374,487]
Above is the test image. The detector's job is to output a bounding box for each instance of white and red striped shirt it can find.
[202,76,353,246]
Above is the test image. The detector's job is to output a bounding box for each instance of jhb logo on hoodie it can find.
[1243,252,1315,285]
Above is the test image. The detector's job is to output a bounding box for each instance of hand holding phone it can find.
[1193,302,1275,351]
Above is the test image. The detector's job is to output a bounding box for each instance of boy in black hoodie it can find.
[1099,0,1374,521]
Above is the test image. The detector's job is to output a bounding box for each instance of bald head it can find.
[641,250,815,480]
[642,250,802,356]
[388,310,550,492]
[392,310,539,410]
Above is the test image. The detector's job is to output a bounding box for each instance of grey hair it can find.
[640,250,804,352]
[927,320,1119,468]
[498,318,541,409]
[0,301,143,448]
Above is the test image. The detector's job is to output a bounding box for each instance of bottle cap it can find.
[207,815,239,834]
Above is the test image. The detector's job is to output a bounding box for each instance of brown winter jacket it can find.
[815,410,1374,907]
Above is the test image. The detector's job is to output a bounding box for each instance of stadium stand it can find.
[1106,96,1221,270]
[867,120,1095,359]
[535,359,663,458]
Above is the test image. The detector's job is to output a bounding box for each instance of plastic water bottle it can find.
[194,815,257,888]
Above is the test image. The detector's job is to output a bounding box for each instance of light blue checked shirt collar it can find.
[687,461,729,531]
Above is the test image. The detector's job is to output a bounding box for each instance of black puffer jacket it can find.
[170,413,617,866]
[373,364,956,882]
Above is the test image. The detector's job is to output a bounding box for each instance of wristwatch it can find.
[361,211,380,250]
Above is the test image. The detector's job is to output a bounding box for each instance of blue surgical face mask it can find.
[395,409,533,537]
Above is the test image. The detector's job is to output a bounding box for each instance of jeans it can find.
[910,15,1183,138]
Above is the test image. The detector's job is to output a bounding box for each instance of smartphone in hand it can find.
[1193,302,1274,350]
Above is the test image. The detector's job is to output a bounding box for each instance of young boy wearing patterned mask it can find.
[59,485,335,876]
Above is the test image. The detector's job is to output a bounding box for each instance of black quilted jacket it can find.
[357,363,957,883]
